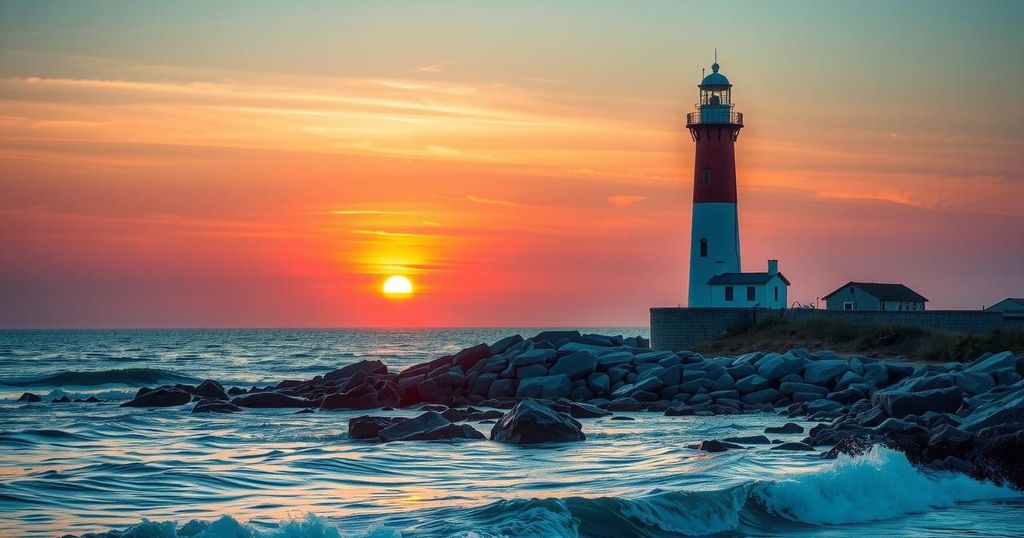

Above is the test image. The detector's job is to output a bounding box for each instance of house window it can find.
[725,287,734,301]
[849,286,854,295]
[843,301,854,311]
[703,168,712,184]
[774,287,779,301]
[746,286,755,301]
[700,238,707,257]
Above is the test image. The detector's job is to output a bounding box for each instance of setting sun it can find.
[382,275,414,297]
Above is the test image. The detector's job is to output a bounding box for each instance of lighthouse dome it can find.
[700,62,731,87]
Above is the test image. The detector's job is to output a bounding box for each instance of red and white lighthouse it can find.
[686,59,743,307]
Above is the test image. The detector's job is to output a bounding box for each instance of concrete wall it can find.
[651,306,1017,351]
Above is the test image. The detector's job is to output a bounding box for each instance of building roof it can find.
[986,298,1024,311]
[707,272,790,286]
[823,282,928,302]
[700,63,731,87]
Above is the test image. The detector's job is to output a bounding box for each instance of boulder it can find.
[765,422,804,434]
[926,424,973,461]
[399,423,486,441]
[970,423,1024,489]
[965,351,1017,375]
[821,435,880,459]
[325,360,388,382]
[594,351,634,368]
[568,401,611,418]
[954,372,995,396]
[231,391,309,408]
[378,411,450,442]
[607,397,643,412]
[872,386,964,419]
[490,399,585,444]
[711,373,735,392]
[611,376,662,398]
[489,334,524,355]
[827,388,865,405]
[779,382,828,396]
[417,370,465,404]
[322,382,396,410]
[348,415,407,440]
[487,379,515,399]
[452,344,492,371]
[193,380,228,400]
[741,388,783,406]
[694,440,735,452]
[548,350,598,380]
[586,372,611,395]
[122,387,192,407]
[516,374,572,400]
[734,375,770,394]
[516,364,548,379]
[959,385,1024,432]
[757,352,805,381]
[803,360,849,385]
[18,393,41,403]
[192,399,242,413]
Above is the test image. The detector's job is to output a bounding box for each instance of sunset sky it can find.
[2,1,1022,328]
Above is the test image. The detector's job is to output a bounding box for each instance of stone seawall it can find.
[651,307,1015,351]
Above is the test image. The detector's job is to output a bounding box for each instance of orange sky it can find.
[1,2,1022,327]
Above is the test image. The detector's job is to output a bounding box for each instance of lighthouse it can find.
[686,59,744,307]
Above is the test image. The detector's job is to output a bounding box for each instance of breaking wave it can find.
[0,367,197,387]
[77,448,1019,537]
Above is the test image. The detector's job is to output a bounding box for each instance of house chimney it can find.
[715,260,726,276]
[768,259,778,274]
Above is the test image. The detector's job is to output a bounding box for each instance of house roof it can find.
[823,282,928,302]
[707,272,791,286]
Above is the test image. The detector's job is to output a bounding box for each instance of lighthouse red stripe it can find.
[691,125,739,204]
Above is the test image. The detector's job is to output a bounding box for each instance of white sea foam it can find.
[757,446,1019,525]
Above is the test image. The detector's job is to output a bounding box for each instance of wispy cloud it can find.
[607,195,647,207]
[466,195,520,207]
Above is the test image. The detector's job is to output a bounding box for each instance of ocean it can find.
[1,329,1022,537]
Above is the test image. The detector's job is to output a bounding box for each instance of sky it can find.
[1,0,1022,328]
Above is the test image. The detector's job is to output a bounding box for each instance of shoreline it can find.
[25,329,1024,491]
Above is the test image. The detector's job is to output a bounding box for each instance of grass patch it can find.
[694,316,1024,362]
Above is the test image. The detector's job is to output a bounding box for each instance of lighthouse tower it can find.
[686,59,743,307]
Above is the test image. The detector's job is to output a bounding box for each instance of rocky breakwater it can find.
[111,330,1023,489]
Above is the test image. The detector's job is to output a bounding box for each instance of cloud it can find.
[607,195,647,207]
[466,195,520,207]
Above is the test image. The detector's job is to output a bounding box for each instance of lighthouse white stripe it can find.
[688,202,741,307]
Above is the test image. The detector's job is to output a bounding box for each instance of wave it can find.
[0,367,197,387]
[73,447,1020,538]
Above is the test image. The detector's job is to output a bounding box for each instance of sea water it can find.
[1,329,1022,537]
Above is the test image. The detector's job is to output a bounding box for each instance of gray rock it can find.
[861,363,889,387]
[325,360,388,382]
[487,379,515,399]
[549,350,599,380]
[741,388,783,406]
[827,388,865,405]
[955,372,995,395]
[779,382,829,396]
[765,422,804,434]
[452,344,492,372]
[757,352,805,381]
[587,372,611,395]
[607,366,630,384]
[607,397,643,411]
[872,386,964,419]
[994,367,1021,386]
[378,411,451,442]
[470,373,497,396]
[792,392,826,403]
[192,399,242,413]
[489,334,524,355]
[711,373,735,391]
[417,371,465,404]
[965,351,1017,374]
[490,399,585,444]
[568,401,611,418]
[194,380,229,401]
[611,376,662,398]
[230,391,308,408]
[806,399,844,414]
[735,374,770,394]
[516,374,572,400]
[348,415,406,440]
[634,350,674,363]
[122,387,193,407]
[710,389,740,401]
[516,364,548,379]
[835,371,863,391]
[803,360,849,385]
[959,385,1024,432]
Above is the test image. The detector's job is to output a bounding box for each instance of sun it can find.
[382,275,414,297]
